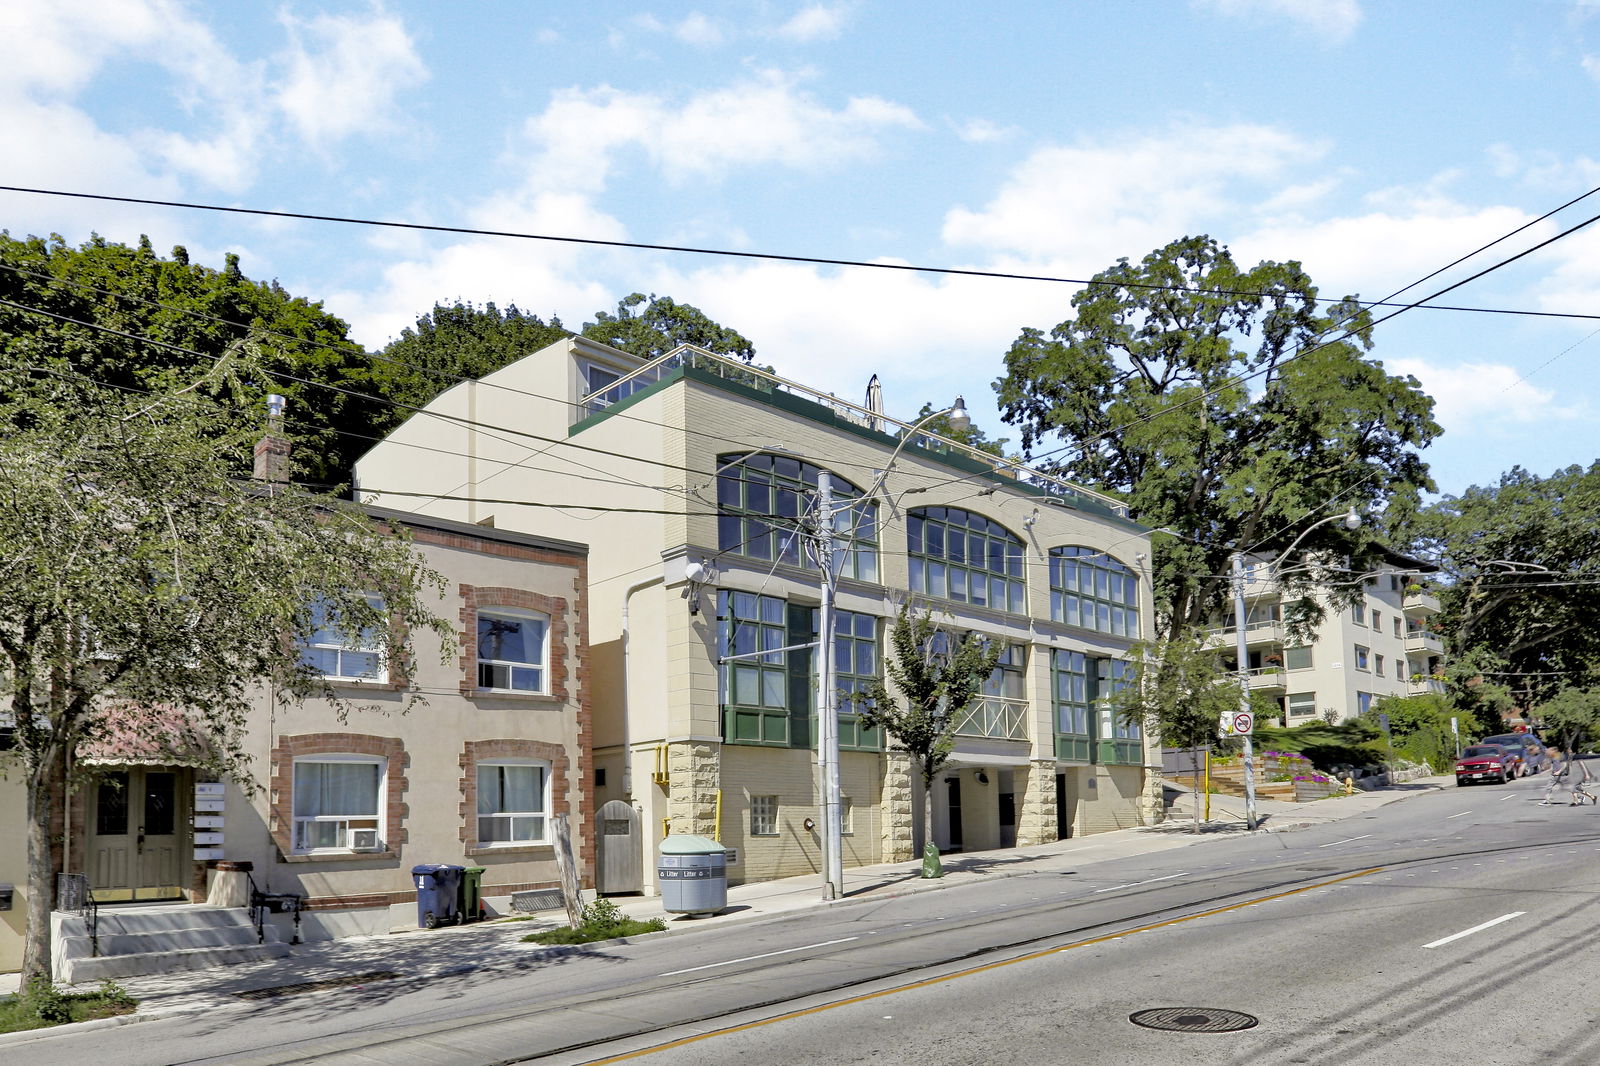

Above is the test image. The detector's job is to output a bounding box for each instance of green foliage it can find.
[1536,688,1600,757]
[582,292,755,364]
[520,898,667,944]
[375,301,569,410]
[1369,692,1458,771]
[97,980,134,1009]
[1409,464,1600,706]
[994,235,1439,635]
[0,232,391,487]
[1109,632,1237,752]
[0,978,137,1033]
[24,976,69,1024]
[911,402,1009,458]
[1251,720,1388,771]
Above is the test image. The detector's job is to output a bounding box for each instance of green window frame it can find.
[716,453,878,581]
[719,591,794,746]
[1049,547,1139,637]
[906,507,1024,612]
[1054,650,1092,761]
[828,609,883,751]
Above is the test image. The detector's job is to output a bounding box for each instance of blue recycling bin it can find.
[411,864,464,928]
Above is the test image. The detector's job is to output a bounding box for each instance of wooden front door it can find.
[88,768,188,901]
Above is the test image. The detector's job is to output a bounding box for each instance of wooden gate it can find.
[595,800,643,894]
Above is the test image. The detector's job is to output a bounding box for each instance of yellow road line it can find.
[580,866,1385,1064]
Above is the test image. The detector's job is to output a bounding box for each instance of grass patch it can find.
[0,978,137,1034]
[521,898,666,945]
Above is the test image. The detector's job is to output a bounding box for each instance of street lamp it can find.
[812,396,970,901]
[1229,507,1361,830]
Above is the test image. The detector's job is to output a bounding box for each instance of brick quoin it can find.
[269,733,409,863]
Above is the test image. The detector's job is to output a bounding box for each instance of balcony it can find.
[1408,676,1446,695]
[952,696,1029,741]
[1243,666,1286,694]
[1208,618,1285,648]
[1403,589,1441,616]
[1405,629,1444,655]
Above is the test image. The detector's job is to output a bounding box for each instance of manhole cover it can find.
[1130,1007,1259,1033]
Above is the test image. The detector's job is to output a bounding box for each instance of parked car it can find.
[1483,733,1547,775]
[1456,744,1518,785]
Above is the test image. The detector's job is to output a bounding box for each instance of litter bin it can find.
[657,835,727,916]
[411,864,463,928]
[458,866,486,923]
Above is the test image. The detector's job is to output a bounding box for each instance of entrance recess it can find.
[87,767,190,901]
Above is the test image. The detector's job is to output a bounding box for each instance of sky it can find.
[4,0,1600,498]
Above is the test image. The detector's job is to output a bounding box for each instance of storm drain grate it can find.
[234,970,402,1000]
[1130,1007,1259,1033]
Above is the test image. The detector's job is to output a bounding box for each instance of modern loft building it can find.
[355,337,1160,891]
[1215,558,1447,726]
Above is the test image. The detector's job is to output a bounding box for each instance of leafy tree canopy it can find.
[1537,687,1600,757]
[994,235,1440,635]
[375,301,570,411]
[0,232,388,488]
[1407,463,1600,707]
[582,292,756,364]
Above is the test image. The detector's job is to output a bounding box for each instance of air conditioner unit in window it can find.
[348,828,381,852]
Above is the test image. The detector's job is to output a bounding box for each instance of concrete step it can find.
[61,941,292,984]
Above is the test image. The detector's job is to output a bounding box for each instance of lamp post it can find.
[812,397,970,900]
[1229,507,1360,830]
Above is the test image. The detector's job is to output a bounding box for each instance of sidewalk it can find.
[0,774,1450,1025]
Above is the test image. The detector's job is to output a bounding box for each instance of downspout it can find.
[621,576,665,799]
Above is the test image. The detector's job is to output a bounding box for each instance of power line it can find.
[6,183,1600,322]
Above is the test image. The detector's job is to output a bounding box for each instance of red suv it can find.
[1456,744,1518,785]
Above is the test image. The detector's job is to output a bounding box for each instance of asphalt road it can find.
[24,774,1600,1066]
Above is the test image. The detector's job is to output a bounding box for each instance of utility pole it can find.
[814,472,844,901]
[1230,551,1260,831]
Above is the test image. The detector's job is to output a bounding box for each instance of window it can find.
[1284,645,1313,671]
[719,591,788,713]
[907,507,1024,612]
[292,757,383,852]
[831,610,882,750]
[1371,611,1381,632]
[1393,617,1402,638]
[1287,692,1317,718]
[1354,645,1370,671]
[1352,602,1366,625]
[983,643,1027,701]
[477,609,548,692]
[1396,660,1408,680]
[1357,691,1374,715]
[476,761,549,844]
[299,595,386,682]
[717,454,877,581]
[1054,650,1090,736]
[751,795,779,836]
[1050,547,1139,637]
[1374,654,1385,677]
[1101,660,1139,741]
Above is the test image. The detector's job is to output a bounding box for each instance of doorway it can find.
[945,777,963,852]
[86,767,190,901]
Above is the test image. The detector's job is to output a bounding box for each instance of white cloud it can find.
[1583,53,1600,80]
[517,70,921,192]
[774,4,851,42]
[273,8,429,146]
[1195,0,1364,42]
[941,123,1326,271]
[674,12,725,46]
[955,118,1015,144]
[1388,357,1582,433]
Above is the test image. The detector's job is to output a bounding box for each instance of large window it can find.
[298,595,386,682]
[1287,692,1317,718]
[1285,645,1313,670]
[476,762,549,845]
[831,609,882,750]
[477,609,548,693]
[1054,650,1091,737]
[716,453,877,581]
[983,643,1027,700]
[719,591,798,745]
[907,507,1024,612]
[1101,659,1139,742]
[292,757,383,852]
[1050,547,1139,637]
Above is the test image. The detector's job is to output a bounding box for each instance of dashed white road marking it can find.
[1093,873,1188,894]
[660,937,859,976]
[1424,912,1526,949]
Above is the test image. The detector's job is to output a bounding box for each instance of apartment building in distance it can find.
[1217,556,1447,726]
[354,337,1161,891]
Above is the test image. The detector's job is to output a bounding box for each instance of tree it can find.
[582,292,756,364]
[0,232,393,487]
[857,604,1001,856]
[1407,464,1600,708]
[1108,632,1237,832]
[1367,692,1457,770]
[1535,688,1600,760]
[374,300,571,410]
[0,358,451,982]
[994,235,1439,636]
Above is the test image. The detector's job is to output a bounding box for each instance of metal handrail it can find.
[56,873,98,957]
[246,871,304,945]
[577,345,1130,517]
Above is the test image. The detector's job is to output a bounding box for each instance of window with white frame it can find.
[477,609,549,692]
[1352,602,1366,625]
[1354,645,1371,671]
[1371,611,1381,632]
[1393,616,1402,638]
[476,761,550,844]
[751,795,779,835]
[299,595,387,682]
[1375,653,1385,677]
[1287,692,1317,718]
[292,756,383,852]
[1396,659,1408,680]
[1357,691,1374,715]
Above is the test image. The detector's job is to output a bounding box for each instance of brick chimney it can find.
[253,393,291,484]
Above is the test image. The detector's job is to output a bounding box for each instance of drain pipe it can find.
[621,575,665,799]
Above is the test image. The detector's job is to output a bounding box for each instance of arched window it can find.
[1049,547,1139,637]
[906,507,1024,612]
[716,453,877,581]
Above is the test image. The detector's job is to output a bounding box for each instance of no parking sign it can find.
[1220,711,1254,736]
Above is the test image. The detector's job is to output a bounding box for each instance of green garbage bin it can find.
[459,866,486,922]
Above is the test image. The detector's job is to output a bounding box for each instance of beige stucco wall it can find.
[0,770,26,972]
